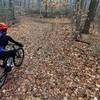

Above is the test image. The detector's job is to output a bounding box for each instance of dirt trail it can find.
[0,16,99,100]
[0,17,51,100]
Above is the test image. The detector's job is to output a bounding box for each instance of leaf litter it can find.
[0,16,99,100]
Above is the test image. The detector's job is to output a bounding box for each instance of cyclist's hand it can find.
[18,43,23,47]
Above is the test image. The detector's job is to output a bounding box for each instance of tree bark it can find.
[9,0,15,19]
[24,0,26,8]
[44,0,48,17]
[82,0,99,34]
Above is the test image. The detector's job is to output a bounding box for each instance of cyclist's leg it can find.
[0,49,16,59]
[1,50,16,72]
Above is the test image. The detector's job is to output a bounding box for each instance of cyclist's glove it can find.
[18,43,23,47]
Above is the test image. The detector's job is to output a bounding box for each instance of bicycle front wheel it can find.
[13,48,24,67]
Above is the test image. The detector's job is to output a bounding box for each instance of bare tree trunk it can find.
[82,0,99,34]
[28,0,31,8]
[24,0,26,8]
[37,0,41,15]
[9,0,15,20]
[3,0,6,7]
[44,0,48,17]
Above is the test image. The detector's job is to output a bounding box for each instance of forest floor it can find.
[0,16,100,100]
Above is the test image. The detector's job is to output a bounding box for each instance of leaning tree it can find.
[82,0,99,34]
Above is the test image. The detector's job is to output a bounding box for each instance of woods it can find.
[0,0,100,100]
[0,0,100,32]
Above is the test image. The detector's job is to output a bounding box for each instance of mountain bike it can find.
[0,44,24,88]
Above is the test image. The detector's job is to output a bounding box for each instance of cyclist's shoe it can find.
[5,67,12,72]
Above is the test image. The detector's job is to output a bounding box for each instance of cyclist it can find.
[0,22,23,72]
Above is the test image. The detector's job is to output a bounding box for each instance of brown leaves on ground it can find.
[0,17,99,100]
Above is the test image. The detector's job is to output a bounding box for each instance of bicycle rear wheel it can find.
[0,67,7,88]
[13,48,24,67]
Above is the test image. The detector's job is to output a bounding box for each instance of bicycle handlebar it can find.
[6,43,24,51]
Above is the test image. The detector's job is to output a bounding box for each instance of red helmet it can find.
[0,22,8,30]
